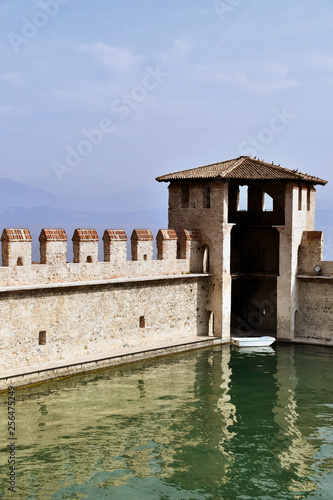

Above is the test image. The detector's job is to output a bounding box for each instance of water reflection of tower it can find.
[273,344,319,496]
[222,347,280,498]
[163,346,238,495]
[216,345,237,478]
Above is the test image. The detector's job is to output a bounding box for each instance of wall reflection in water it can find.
[0,344,332,499]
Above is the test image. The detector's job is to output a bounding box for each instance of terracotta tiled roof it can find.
[39,229,68,241]
[103,230,127,241]
[157,229,178,240]
[182,229,202,241]
[72,229,99,241]
[1,228,32,242]
[131,229,154,241]
[156,156,327,185]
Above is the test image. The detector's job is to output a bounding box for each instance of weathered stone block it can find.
[180,229,202,272]
[72,229,99,263]
[39,229,67,265]
[298,231,323,274]
[1,228,32,267]
[103,230,127,263]
[156,229,178,260]
[131,229,153,261]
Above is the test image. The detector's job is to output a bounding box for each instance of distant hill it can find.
[0,205,167,261]
[0,177,167,213]
[0,178,60,212]
[1,176,332,261]
[1,205,167,226]
[0,177,168,260]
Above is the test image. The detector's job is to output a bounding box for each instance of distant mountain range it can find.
[0,177,168,260]
[0,177,166,213]
[0,176,332,260]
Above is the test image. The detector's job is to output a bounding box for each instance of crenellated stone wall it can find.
[1,168,332,386]
[0,227,207,287]
[0,226,212,374]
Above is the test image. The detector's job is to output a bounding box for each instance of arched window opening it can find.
[263,193,273,212]
[86,256,93,263]
[16,256,23,266]
[238,185,248,211]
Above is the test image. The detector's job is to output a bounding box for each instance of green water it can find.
[1,344,333,499]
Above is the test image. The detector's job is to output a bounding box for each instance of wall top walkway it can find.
[0,272,210,294]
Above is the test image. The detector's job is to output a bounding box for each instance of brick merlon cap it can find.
[103,229,127,241]
[302,231,323,241]
[182,229,202,241]
[39,229,68,242]
[1,228,32,242]
[157,229,178,240]
[131,229,154,241]
[72,229,99,241]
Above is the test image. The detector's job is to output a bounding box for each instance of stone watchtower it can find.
[156,156,327,341]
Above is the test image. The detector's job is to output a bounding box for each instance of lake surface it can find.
[1,343,333,499]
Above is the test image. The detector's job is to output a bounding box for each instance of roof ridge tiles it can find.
[156,156,327,185]
[218,156,245,178]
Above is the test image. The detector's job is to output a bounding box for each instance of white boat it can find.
[231,336,276,347]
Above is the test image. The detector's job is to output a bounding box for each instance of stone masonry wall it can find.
[296,278,333,341]
[0,276,209,371]
[168,180,233,340]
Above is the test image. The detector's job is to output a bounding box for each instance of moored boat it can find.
[231,336,276,347]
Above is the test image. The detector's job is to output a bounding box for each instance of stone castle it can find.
[0,156,332,385]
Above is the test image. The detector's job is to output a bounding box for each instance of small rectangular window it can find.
[263,193,273,212]
[181,183,189,208]
[39,331,46,345]
[307,189,311,211]
[139,316,145,328]
[298,188,302,211]
[203,183,211,208]
[238,185,248,211]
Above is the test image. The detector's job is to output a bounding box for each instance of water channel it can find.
[0,343,332,499]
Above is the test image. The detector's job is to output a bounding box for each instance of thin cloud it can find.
[309,51,333,72]
[0,72,27,87]
[184,62,299,93]
[155,37,192,66]
[0,105,31,116]
[74,42,143,74]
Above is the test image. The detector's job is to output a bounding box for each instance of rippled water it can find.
[1,343,333,499]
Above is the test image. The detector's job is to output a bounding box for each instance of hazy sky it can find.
[1,0,333,208]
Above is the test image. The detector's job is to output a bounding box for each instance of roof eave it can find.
[156,175,327,185]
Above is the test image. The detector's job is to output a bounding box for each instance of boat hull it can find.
[231,336,276,347]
